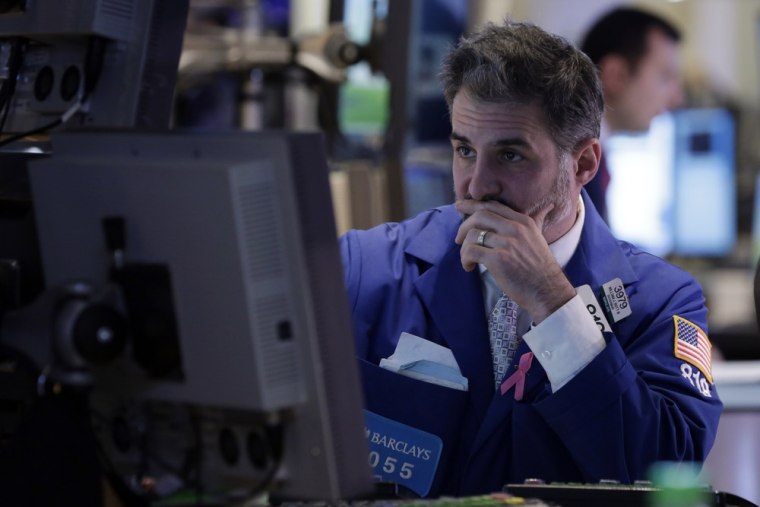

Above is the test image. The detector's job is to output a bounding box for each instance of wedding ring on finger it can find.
[476,229,488,247]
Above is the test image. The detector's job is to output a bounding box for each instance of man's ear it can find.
[598,54,631,98]
[573,138,601,186]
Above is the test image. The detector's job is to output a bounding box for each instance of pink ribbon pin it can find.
[500,352,534,400]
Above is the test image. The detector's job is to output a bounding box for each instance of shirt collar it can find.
[550,195,585,268]
[479,196,585,274]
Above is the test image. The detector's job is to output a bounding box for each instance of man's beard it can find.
[524,154,573,232]
[458,154,574,231]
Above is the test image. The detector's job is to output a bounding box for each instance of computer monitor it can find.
[27,129,374,502]
[0,0,188,135]
[671,108,736,257]
[606,108,736,259]
[606,113,675,257]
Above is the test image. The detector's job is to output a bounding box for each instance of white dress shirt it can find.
[479,197,606,391]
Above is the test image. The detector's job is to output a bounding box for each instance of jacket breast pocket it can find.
[358,358,468,497]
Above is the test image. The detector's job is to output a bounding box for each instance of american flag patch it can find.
[673,316,712,384]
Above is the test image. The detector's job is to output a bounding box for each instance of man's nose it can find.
[468,158,501,201]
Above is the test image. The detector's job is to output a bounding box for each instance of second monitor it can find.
[28,129,374,502]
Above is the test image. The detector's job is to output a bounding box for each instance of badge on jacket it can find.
[673,315,713,385]
[600,277,632,322]
[364,410,443,497]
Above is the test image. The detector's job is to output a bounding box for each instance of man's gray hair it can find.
[440,20,603,154]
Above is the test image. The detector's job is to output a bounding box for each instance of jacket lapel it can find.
[406,206,494,420]
[466,337,547,458]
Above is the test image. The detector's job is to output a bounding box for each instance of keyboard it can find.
[503,480,758,507]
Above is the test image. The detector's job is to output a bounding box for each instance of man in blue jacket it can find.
[340,20,721,498]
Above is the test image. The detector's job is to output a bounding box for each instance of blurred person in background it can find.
[580,7,683,222]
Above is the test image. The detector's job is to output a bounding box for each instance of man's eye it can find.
[456,146,474,157]
[501,151,523,162]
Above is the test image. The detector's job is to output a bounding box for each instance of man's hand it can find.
[454,199,576,323]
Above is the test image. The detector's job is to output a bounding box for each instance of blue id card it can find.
[364,410,443,497]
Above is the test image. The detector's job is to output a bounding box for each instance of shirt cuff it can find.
[523,294,606,392]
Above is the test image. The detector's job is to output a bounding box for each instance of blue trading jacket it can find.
[339,191,723,497]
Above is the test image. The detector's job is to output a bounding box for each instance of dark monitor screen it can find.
[27,129,374,501]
